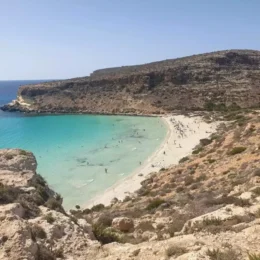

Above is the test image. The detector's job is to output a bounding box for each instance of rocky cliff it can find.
[0,149,98,260]
[2,49,260,114]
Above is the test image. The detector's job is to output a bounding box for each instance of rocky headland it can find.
[1,49,260,114]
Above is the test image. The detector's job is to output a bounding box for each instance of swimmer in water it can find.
[105,168,108,173]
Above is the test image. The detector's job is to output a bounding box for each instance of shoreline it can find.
[85,114,217,208]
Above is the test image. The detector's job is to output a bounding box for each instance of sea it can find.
[0,80,167,209]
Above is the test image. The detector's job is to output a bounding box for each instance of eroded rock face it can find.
[0,149,37,187]
[2,50,260,114]
[0,149,98,260]
[112,217,134,232]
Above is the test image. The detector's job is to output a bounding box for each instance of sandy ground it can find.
[85,114,218,207]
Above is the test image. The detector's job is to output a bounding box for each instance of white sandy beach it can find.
[85,114,218,208]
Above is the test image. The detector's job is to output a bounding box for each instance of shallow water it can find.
[0,81,167,209]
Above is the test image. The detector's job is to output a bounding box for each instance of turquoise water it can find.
[0,81,166,209]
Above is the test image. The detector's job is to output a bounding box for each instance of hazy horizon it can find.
[1,0,260,80]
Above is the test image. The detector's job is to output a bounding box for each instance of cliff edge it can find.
[2,49,260,114]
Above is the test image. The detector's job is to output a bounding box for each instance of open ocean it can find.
[0,80,167,209]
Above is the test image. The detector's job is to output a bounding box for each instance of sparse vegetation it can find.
[165,245,187,257]
[208,158,216,164]
[184,176,194,186]
[4,153,13,160]
[31,224,47,240]
[192,147,203,154]
[146,198,165,210]
[54,247,64,258]
[96,213,113,227]
[206,248,239,260]
[92,224,120,245]
[248,253,260,260]
[91,203,105,212]
[228,146,246,155]
[179,156,189,163]
[19,150,29,156]
[200,138,212,146]
[0,183,20,204]
[252,187,260,196]
[45,198,64,213]
[43,213,55,224]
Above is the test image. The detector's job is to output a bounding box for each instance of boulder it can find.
[112,217,134,232]
[0,203,25,219]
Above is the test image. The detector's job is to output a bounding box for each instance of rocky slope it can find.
[0,149,98,260]
[72,109,260,259]
[2,49,260,114]
[1,110,260,259]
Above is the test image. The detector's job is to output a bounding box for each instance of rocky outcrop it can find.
[2,49,260,114]
[112,217,134,232]
[0,149,98,260]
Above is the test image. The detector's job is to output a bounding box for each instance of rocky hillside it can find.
[1,110,260,260]
[2,49,260,114]
[72,109,260,260]
[0,149,98,260]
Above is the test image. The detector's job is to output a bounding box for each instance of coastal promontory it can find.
[2,49,260,114]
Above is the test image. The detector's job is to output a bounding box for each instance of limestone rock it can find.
[112,217,134,232]
[3,50,260,114]
[0,203,25,219]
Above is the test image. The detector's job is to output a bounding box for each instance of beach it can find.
[85,114,218,207]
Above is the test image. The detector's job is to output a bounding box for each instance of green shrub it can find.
[176,186,184,193]
[92,224,120,245]
[202,217,222,226]
[204,102,228,112]
[165,245,187,257]
[254,169,260,177]
[4,154,13,160]
[96,213,113,227]
[205,195,251,207]
[19,150,29,156]
[200,138,212,146]
[45,198,64,213]
[70,215,78,224]
[253,209,260,218]
[0,183,20,204]
[228,147,246,155]
[196,174,207,182]
[248,253,260,260]
[91,203,105,212]
[146,198,165,210]
[82,208,91,214]
[36,245,55,260]
[179,156,189,163]
[206,248,239,260]
[192,147,203,154]
[54,247,64,258]
[208,158,216,164]
[43,213,55,224]
[252,187,260,196]
[184,176,194,186]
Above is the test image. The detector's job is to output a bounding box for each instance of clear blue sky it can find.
[1,0,260,80]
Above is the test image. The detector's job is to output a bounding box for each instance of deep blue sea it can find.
[0,81,166,209]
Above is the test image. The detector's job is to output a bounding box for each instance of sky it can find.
[0,0,260,80]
